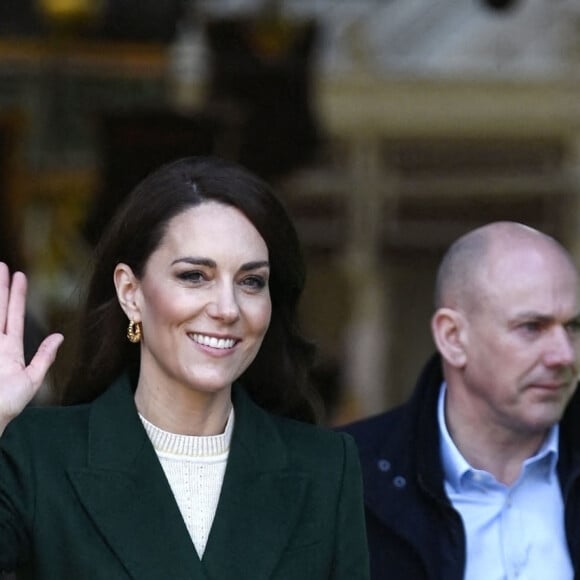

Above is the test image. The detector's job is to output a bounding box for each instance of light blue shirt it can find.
[438,383,573,580]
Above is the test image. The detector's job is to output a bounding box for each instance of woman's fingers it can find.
[0,333,64,436]
[0,264,63,423]
[0,262,9,333]
[0,263,27,340]
[26,333,64,389]
[6,270,27,339]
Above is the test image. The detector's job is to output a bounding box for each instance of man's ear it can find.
[114,263,141,322]
[431,307,468,368]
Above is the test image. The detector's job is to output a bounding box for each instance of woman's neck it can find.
[134,377,233,436]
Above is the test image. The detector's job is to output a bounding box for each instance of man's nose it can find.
[544,326,577,368]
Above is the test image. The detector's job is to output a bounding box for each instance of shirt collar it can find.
[438,382,470,492]
[524,420,559,481]
[437,382,559,492]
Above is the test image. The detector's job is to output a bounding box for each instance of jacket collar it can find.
[352,353,460,577]
[67,376,309,580]
[360,353,446,504]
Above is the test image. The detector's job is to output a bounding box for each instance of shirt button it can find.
[393,475,407,488]
[377,459,391,472]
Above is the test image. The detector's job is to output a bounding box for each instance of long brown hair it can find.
[59,156,321,423]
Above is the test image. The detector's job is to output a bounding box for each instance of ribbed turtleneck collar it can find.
[139,408,235,457]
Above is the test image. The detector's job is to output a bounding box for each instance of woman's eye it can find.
[177,270,206,283]
[241,275,267,290]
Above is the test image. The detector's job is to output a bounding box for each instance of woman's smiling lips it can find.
[189,333,239,350]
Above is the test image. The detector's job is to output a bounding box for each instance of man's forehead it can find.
[475,264,580,320]
[493,282,580,321]
[483,240,578,285]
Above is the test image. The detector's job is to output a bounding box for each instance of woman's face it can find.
[121,202,271,400]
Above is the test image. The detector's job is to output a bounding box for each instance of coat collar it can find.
[360,353,446,507]
[202,385,310,578]
[67,376,309,580]
[349,353,459,577]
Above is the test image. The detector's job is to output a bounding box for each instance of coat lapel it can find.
[202,386,310,579]
[67,377,207,580]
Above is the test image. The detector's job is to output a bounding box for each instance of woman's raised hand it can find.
[0,263,63,435]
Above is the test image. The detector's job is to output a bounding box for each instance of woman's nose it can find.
[206,283,240,323]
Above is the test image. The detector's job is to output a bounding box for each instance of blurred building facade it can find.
[1,0,580,423]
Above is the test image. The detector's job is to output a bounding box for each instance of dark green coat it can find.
[0,376,369,579]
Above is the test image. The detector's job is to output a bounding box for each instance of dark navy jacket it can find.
[342,353,580,580]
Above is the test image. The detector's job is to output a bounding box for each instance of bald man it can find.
[342,222,580,580]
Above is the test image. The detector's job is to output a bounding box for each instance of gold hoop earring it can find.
[127,320,142,343]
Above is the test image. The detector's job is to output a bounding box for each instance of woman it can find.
[0,157,369,579]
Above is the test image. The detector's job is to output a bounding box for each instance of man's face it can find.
[460,243,580,436]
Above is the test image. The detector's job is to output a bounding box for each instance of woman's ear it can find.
[431,307,468,368]
[114,263,141,321]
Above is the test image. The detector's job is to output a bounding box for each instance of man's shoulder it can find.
[338,403,411,454]
[340,353,443,449]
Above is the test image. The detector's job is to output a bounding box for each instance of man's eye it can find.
[521,321,541,333]
[565,320,580,335]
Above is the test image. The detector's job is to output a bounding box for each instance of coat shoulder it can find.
[271,413,356,467]
[2,403,91,458]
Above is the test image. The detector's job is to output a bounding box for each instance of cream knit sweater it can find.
[139,410,234,557]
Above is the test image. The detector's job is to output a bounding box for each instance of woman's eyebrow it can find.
[171,258,269,271]
[240,261,270,272]
[171,257,216,267]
